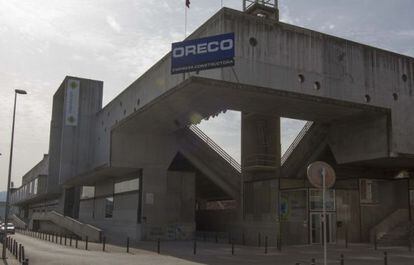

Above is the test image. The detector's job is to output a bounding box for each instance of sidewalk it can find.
[0,243,24,265]
[12,232,414,265]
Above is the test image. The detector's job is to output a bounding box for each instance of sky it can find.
[0,0,413,190]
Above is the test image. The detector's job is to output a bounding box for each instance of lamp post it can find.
[2,89,27,259]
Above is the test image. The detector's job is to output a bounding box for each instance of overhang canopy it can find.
[63,164,140,187]
[113,76,389,134]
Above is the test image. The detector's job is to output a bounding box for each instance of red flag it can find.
[186,0,190,8]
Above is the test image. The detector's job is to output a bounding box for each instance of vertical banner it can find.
[65,79,80,126]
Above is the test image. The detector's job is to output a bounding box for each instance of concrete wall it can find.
[109,129,198,240]
[219,9,414,158]
[141,170,196,240]
[111,132,177,169]
[88,8,414,180]
[92,8,413,164]
[21,155,49,185]
[78,179,141,242]
[48,85,64,194]
[242,178,279,245]
[48,77,103,191]
[336,189,361,243]
[27,199,60,219]
[36,220,71,235]
[329,115,389,164]
[57,78,103,185]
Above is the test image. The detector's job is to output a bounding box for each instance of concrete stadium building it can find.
[9,1,414,246]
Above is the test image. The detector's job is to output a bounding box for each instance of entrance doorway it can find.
[310,212,336,244]
[63,187,80,219]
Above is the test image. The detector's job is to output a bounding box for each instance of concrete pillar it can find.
[240,112,281,245]
[241,112,281,180]
[141,168,195,241]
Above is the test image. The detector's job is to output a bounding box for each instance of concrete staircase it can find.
[177,122,325,200]
[281,122,329,178]
[177,126,241,200]
[10,214,27,229]
[370,209,410,246]
[31,211,102,242]
[378,222,411,246]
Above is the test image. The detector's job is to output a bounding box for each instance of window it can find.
[114,178,139,194]
[80,186,95,199]
[33,178,38,195]
[31,180,35,194]
[28,182,32,195]
[309,189,335,211]
[105,197,114,218]
[360,179,379,204]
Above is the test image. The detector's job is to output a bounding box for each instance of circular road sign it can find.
[307,161,336,189]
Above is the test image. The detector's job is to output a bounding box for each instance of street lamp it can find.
[2,89,27,259]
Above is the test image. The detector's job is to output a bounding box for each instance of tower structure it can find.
[243,0,279,20]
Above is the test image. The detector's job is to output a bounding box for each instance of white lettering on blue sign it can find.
[171,33,235,74]
[172,39,234,58]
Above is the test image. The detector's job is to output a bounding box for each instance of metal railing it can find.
[189,125,241,173]
[190,121,313,173]
[281,121,314,165]
[243,0,277,10]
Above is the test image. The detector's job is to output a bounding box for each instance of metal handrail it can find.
[190,121,313,173]
[244,0,277,10]
[189,125,241,173]
[281,121,314,165]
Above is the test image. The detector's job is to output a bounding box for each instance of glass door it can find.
[310,212,336,244]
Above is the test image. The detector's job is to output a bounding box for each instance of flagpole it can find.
[184,1,188,81]
[185,3,188,38]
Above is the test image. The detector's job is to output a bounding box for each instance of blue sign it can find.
[171,33,235,74]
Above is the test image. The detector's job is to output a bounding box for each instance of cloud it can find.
[106,15,122,33]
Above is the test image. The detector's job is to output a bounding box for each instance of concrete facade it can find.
[9,4,414,246]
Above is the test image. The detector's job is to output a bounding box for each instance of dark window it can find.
[393,93,398,101]
[105,197,114,218]
[249,37,258,47]
[360,179,379,204]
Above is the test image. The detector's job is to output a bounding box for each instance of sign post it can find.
[322,167,327,265]
[307,161,336,265]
